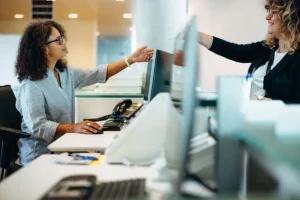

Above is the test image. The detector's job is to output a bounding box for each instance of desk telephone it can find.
[84,99,143,121]
[112,99,133,118]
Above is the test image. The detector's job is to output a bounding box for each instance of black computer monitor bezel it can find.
[143,49,173,102]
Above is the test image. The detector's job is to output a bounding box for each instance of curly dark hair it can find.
[15,20,68,82]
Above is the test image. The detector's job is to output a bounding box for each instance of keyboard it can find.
[90,179,146,200]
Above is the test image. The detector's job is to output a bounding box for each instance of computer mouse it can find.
[95,129,103,134]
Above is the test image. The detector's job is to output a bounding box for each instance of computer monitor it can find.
[143,57,154,101]
[172,16,199,194]
[143,49,173,101]
[173,17,217,197]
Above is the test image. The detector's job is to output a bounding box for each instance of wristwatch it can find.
[257,95,264,100]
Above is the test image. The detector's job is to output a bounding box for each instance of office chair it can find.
[0,85,30,181]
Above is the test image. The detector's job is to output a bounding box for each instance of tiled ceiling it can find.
[0,0,132,36]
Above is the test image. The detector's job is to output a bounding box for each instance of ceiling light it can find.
[116,0,125,1]
[14,14,24,19]
[95,31,100,36]
[129,26,135,31]
[68,14,78,19]
[122,13,132,19]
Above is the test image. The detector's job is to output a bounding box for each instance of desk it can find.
[48,120,123,152]
[0,155,155,200]
[48,133,117,152]
[0,155,213,200]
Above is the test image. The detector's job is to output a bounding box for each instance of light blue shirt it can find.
[16,65,107,166]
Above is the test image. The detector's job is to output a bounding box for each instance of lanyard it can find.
[266,50,275,74]
[264,50,276,98]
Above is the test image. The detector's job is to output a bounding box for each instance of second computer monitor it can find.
[143,49,173,101]
[173,16,199,194]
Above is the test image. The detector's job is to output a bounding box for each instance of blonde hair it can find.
[264,0,300,53]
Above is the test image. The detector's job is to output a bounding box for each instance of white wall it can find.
[133,0,187,53]
[0,34,21,87]
[188,0,267,91]
[132,0,188,74]
[59,20,98,69]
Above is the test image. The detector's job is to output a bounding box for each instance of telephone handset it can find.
[83,99,132,122]
[112,99,132,117]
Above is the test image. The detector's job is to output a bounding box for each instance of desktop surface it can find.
[0,154,278,200]
[0,155,214,200]
[48,132,118,152]
[0,155,155,200]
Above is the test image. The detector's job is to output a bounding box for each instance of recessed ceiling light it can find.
[68,13,78,19]
[95,31,100,36]
[122,13,132,19]
[116,0,125,1]
[14,14,24,19]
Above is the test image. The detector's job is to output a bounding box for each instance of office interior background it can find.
[2,0,300,199]
[0,0,267,91]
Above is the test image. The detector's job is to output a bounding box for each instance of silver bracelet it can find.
[125,57,131,68]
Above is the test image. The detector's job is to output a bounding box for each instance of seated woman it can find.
[15,20,153,166]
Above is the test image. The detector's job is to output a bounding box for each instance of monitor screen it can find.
[171,16,199,193]
[143,58,155,101]
[143,49,173,101]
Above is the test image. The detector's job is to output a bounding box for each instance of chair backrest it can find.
[0,85,22,129]
[0,85,22,166]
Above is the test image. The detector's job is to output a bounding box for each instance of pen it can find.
[68,153,98,161]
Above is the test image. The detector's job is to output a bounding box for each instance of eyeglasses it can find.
[46,36,67,45]
[267,9,279,17]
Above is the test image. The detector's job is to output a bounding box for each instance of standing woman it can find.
[15,20,153,166]
[197,0,300,103]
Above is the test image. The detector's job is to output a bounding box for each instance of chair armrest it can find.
[0,126,30,139]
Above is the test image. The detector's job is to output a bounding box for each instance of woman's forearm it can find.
[56,124,74,137]
[198,32,213,49]
[105,46,153,79]
[106,56,135,79]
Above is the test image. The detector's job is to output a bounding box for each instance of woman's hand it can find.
[106,46,154,79]
[69,121,102,134]
[256,97,272,101]
[128,46,154,63]
[174,50,184,66]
